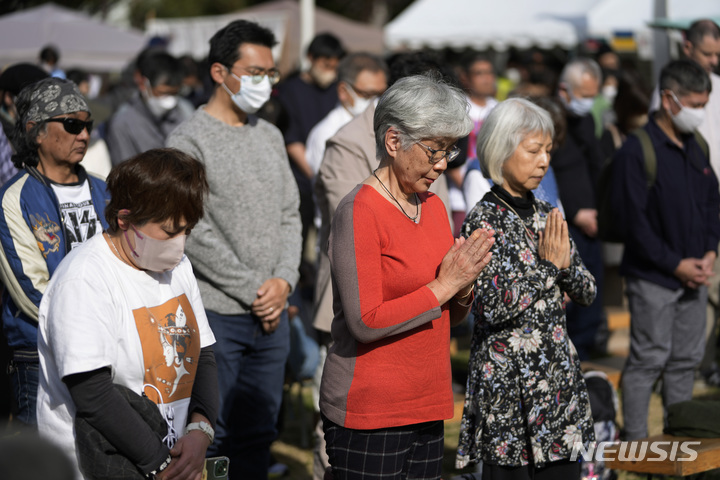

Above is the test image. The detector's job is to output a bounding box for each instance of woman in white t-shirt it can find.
[37,148,217,480]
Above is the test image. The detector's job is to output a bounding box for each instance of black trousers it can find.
[482,459,581,480]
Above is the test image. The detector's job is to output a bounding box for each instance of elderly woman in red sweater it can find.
[319,72,494,480]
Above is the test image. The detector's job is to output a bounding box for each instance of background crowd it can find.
[0,8,719,480]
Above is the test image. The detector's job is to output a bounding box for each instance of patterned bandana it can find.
[23,78,90,124]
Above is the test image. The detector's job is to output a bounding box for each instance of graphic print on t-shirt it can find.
[58,199,100,250]
[133,294,200,404]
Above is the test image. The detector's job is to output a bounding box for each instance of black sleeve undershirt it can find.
[187,345,219,428]
[63,345,218,474]
[64,367,169,475]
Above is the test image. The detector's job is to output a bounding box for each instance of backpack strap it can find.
[630,128,656,189]
[694,129,709,159]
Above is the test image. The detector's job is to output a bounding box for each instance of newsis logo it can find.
[570,441,701,462]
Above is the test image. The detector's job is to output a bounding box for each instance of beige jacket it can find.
[312,103,452,333]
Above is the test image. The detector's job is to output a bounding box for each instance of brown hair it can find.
[105,148,208,232]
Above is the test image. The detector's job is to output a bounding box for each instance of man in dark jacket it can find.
[615,59,720,440]
[551,58,606,360]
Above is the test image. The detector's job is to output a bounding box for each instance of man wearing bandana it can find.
[0,77,110,429]
[551,58,607,361]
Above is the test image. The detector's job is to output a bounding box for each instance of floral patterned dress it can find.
[456,189,596,469]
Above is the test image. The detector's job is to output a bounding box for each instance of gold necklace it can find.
[492,192,539,245]
[373,169,419,222]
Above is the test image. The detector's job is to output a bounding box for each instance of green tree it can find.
[0,0,120,17]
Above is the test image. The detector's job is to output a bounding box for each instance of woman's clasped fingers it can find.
[545,209,558,241]
[465,228,495,264]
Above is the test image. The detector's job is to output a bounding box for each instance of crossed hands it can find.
[251,277,291,333]
[675,251,716,289]
[539,208,571,270]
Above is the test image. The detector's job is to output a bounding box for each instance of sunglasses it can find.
[45,117,94,135]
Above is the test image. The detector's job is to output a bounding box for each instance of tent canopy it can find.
[146,0,384,74]
[0,3,146,72]
[587,0,720,39]
[384,0,586,52]
[385,0,720,53]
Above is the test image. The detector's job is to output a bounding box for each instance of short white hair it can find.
[374,72,473,162]
[559,58,602,90]
[477,98,554,186]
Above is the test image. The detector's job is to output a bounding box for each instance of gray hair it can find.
[559,58,602,90]
[337,52,388,86]
[687,19,720,46]
[659,59,711,96]
[477,98,554,185]
[374,72,473,162]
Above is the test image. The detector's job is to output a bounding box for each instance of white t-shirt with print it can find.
[36,233,215,476]
[50,179,104,250]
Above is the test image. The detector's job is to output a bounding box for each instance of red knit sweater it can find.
[319,184,455,430]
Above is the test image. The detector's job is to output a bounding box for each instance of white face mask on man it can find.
[142,79,179,118]
[562,93,594,117]
[344,84,374,117]
[667,90,706,133]
[124,225,186,272]
[222,72,272,114]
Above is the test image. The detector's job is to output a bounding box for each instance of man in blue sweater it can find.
[614,59,720,440]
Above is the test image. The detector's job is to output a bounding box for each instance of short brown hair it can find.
[105,148,208,232]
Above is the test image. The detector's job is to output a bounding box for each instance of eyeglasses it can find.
[45,117,93,135]
[417,141,460,164]
[346,83,384,99]
[228,66,281,85]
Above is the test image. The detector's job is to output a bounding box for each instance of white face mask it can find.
[222,72,272,114]
[668,91,706,133]
[124,225,186,272]
[344,84,374,117]
[602,85,617,103]
[309,65,336,89]
[563,93,595,117]
[143,79,179,118]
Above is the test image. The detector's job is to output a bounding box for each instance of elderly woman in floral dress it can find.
[456,98,596,480]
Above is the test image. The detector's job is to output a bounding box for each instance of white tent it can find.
[385,0,720,53]
[588,0,720,39]
[146,11,289,68]
[146,0,385,74]
[384,0,592,51]
[0,3,146,72]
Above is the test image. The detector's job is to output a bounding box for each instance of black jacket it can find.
[614,116,720,290]
[551,113,606,223]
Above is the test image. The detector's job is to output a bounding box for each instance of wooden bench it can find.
[604,434,720,477]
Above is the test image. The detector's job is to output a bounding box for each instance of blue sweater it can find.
[614,117,720,290]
